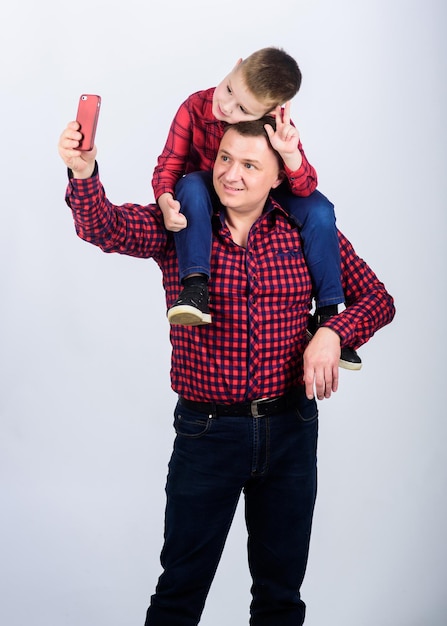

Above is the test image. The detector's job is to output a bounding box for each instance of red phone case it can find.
[76,94,101,151]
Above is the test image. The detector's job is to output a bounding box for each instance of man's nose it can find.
[225,162,242,180]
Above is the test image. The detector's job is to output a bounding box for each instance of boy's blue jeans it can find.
[144,392,318,626]
[174,171,344,308]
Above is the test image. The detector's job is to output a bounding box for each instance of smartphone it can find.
[76,94,101,151]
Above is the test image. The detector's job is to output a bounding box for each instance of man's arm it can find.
[58,121,97,179]
[303,327,341,401]
[327,232,396,348]
[59,123,168,259]
[303,230,396,400]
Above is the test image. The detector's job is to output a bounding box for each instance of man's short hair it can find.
[239,47,302,109]
[223,117,283,168]
[223,116,276,139]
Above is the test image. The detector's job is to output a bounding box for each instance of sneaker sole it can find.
[339,359,362,371]
[167,305,212,326]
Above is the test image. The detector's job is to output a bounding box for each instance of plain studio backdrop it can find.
[1,1,446,624]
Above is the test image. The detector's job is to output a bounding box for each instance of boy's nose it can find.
[222,97,236,116]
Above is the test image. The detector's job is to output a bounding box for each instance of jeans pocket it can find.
[174,405,211,438]
[295,395,319,423]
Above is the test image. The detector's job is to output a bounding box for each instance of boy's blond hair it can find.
[239,47,302,109]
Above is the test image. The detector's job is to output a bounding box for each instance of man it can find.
[58,116,395,625]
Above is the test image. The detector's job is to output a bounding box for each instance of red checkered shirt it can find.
[152,88,318,200]
[66,167,395,403]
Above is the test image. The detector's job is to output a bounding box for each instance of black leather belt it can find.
[178,387,303,418]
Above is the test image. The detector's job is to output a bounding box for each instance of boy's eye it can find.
[226,85,232,94]
[239,105,248,114]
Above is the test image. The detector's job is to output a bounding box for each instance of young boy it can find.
[152,47,361,369]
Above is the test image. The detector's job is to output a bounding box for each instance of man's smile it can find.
[222,182,244,192]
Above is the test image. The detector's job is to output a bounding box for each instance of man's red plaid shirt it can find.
[66,167,395,404]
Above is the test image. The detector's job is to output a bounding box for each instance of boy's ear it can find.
[266,104,282,116]
[233,58,243,70]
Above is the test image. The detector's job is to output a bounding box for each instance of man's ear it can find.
[271,170,285,190]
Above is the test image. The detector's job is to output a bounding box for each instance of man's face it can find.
[212,64,270,124]
[213,128,283,215]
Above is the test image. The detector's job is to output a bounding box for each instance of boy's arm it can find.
[152,98,197,231]
[282,140,317,196]
[157,192,187,232]
[265,103,318,196]
[152,98,194,201]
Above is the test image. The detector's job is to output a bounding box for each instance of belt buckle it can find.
[250,397,269,418]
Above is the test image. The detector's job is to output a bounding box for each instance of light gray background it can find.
[1,1,446,624]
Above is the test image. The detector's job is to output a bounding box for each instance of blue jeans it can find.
[144,392,318,626]
[174,171,344,307]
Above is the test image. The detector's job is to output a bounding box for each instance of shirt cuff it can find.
[322,315,357,349]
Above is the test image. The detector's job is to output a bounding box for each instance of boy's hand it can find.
[158,193,187,232]
[58,121,97,179]
[264,102,303,172]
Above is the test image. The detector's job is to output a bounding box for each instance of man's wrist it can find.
[68,161,98,180]
[320,316,354,349]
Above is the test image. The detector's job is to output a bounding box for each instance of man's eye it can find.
[244,163,254,169]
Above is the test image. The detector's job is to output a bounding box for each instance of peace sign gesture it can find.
[264,102,303,172]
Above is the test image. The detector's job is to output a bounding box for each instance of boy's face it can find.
[212,63,272,124]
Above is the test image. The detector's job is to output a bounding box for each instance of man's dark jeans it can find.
[145,392,318,625]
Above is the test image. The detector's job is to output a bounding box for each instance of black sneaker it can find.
[339,346,362,371]
[167,283,212,326]
[306,313,362,371]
